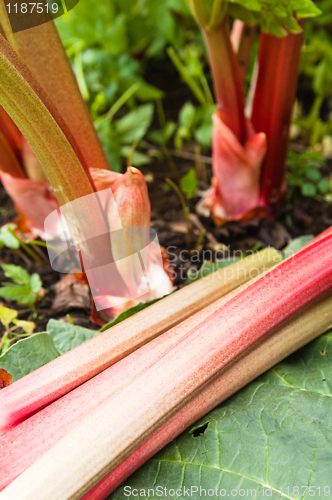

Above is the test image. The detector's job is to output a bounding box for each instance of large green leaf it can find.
[110,329,332,499]
[0,333,59,382]
[47,320,99,355]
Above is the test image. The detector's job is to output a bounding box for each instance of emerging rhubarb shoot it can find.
[187,0,320,223]
[0,248,280,432]
[1,234,331,500]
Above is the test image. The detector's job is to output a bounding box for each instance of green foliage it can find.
[297,1,332,146]
[0,224,20,250]
[47,320,99,355]
[180,168,199,199]
[165,44,215,150]
[56,0,194,170]
[282,235,314,259]
[95,103,155,171]
[0,264,43,307]
[228,0,320,36]
[0,333,59,382]
[0,306,17,330]
[287,151,331,200]
[0,306,36,354]
[187,0,320,35]
[109,327,332,500]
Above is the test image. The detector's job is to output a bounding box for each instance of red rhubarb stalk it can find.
[0,248,280,433]
[203,19,247,142]
[0,130,25,178]
[0,106,22,155]
[82,294,332,500]
[230,20,258,85]
[1,234,331,500]
[251,24,305,208]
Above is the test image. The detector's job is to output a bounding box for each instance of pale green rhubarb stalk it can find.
[0,0,110,171]
[1,234,332,500]
[0,248,280,432]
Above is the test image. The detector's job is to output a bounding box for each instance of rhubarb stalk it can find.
[0,35,95,203]
[1,234,331,500]
[0,129,24,178]
[0,1,110,171]
[0,248,280,432]
[251,24,305,208]
[83,293,332,500]
[202,19,246,142]
[230,20,258,86]
[0,270,270,491]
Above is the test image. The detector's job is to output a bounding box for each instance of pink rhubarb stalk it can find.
[0,270,270,490]
[0,248,280,432]
[99,167,173,316]
[83,294,332,500]
[251,24,305,208]
[1,234,332,500]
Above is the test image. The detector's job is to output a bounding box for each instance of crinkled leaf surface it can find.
[110,329,332,500]
[228,0,321,36]
[47,319,99,355]
[0,333,59,382]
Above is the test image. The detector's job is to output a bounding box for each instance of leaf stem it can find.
[106,83,141,122]
[167,47,207,106]
[7,229,43,266]
[165,178,192,247]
